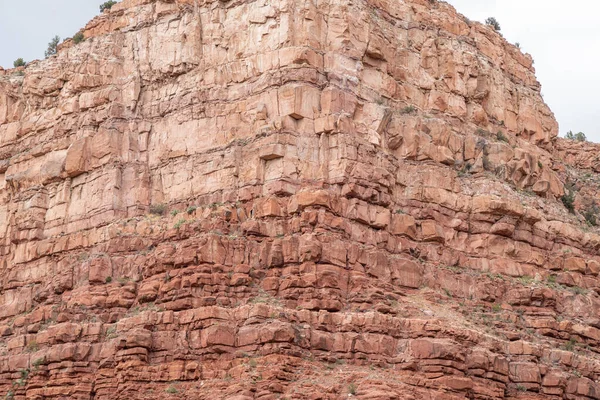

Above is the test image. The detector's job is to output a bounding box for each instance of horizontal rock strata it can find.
[1,0,599,399]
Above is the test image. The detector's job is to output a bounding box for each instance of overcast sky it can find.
[0,0,598,141]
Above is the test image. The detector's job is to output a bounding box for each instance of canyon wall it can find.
[1,0,600,398]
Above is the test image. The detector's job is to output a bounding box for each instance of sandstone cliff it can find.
[1,0,600,399]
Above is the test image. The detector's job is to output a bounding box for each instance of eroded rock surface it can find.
[1,0,599,399]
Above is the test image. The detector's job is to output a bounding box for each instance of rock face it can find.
[1,0,600,399]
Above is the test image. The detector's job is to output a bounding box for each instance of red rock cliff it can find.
[1,0,599,399]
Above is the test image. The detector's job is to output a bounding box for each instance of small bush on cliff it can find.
[13,58,26,68]
[565,130,587,142]
[149,203,167,216]
[73,32,85,44]
[485,17,501,31]
[561,187,576,214]
[32,358,45,368]
[165,385,178,394]
[45,35,60,58]
[187,206,197,215]
[100,0,118,12]
[400,105,417,115]
[348,383,357,395]
[584,202,599,226]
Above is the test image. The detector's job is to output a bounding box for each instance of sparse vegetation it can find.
[170,209,179,216]
[475,128,489,137]
[105,276,112,283]
[105,325,117,338]
[583,202,600,226]
[348,383,357,395]
[13,58,26,68]
[45,35,60,58]
[32,358,44,368]
[100,1,118,12]
[496,131,508,143]
[482,154,491,171]
[186,206,197,215]
[517,275,534,285]
[485,17,501,31]
[165,385,178,394]
[565,338,578,351]
[73,32,85,44]
[561,186,576,214]
[569,286,587,295]
[565,130,587,142]
[400,105,417,115]
[457,162,472,177]
[16,369,30,386]
[174,219,186,229]
[515,42,521,49]
[25,339,39,353]
[149,203,167,216]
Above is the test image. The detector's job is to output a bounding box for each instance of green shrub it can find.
[100,1,118,12]
[165,385,178,394]
[73,32,85,44]
[105,276,112,283]
[400,105,417,115]
[45,35,60,58]
[485,17,501,31]
[584,202,599,226]
[149,203,167,216]
[561,188,576,214]
[32,358,45,368]
[186,206,197,215]
[496,131,508,143]
[13,58,26,68]
[19,369,30,381]
[475,128,489,137]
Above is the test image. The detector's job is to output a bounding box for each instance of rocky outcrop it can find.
[0,0,599,399]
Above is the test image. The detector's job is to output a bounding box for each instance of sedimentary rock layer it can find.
[1,0,600,399]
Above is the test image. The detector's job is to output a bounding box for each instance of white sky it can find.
[0,0,598,141]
